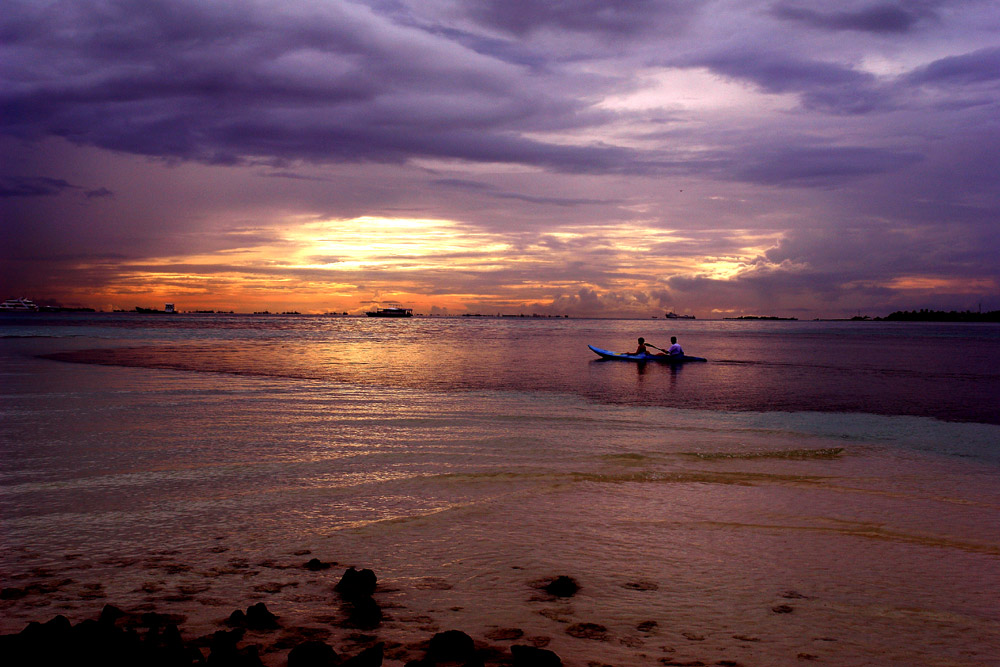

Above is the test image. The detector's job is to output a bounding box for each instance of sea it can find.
[1,313,998,666]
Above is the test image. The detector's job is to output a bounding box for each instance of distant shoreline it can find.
[3,309,999,322]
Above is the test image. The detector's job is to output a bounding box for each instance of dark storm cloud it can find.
[681,48,891,114]
[433,177,617,206]
[907,46,1000,86]
[0,0,638,172]
[85,187,115,199]
[462,0,696,37]
[770,2,932,33]
[0,176,75,198]
[732,145,923,186]
[2,0,998,316]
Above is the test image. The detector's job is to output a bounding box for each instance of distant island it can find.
[875,309,1000,322]
[113,306,177,314]
[724,315,798,321]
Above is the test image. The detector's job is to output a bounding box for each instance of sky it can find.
[2,0,999,318]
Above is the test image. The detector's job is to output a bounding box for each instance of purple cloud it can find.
[463,0,696,37]
[731,145,923,186]
[0,0,633,173]
[908,46,1000,86]
[1,0,998,316]
[0,176,75,197]
[678,48,891,114]
[770,2,933,33]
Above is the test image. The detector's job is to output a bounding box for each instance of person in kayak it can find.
[633,337,652,354]
[633,337,669,355]
[665,336,684,356]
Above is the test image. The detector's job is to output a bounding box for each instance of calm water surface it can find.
[2,314,998,666]
[14,313,1000,424]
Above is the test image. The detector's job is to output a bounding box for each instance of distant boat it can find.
[665,311,695,319]
[0,297,39,311]
[366,306,413,318]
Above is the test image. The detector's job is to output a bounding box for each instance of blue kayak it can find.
[588,344,707,363]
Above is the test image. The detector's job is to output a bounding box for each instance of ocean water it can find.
[1,314,999,665]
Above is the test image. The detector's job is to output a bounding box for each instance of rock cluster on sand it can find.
[0,566,572,666]
[334,567,382,629]
[227,603,280,630]
[0,558,829,665]
[0,606,203,667]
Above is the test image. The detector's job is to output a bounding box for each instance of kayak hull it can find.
[588,345,707,363]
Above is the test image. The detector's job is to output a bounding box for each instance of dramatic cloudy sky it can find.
[2,0,999,316]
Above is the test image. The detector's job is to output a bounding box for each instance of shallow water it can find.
[1,315,999,665]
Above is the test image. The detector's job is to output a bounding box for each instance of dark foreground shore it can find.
[2,563,573,667]
[0,556,797,667]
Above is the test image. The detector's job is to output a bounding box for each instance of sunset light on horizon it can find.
[3,1,999,318]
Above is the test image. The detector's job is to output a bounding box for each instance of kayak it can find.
[588,345,707,363]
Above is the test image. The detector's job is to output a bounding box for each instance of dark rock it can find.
[347,596,382,629]
[427,630,476,662]
[43,615,73,637]
[207,629,261,667]
[288,640,338,667]
[226,610,247,627]
[71,618,108,641]
[341,642,384,667]
[245,603,279,630]
[146,623,194,665]
[226,603,278,630]
[163,624,184,647]
[16,621,43,641]
[4,613,192,667]
[99,604,126,625]
[772,605,794,614]
[511,644,562,666]
[209,628,245,655]
[141,611,174,628]
[543,576,579,598]
[305,558,332,571]
[1,608,224,667]
[335,567,377,600]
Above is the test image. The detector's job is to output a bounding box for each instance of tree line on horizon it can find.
[875,309,1000,322]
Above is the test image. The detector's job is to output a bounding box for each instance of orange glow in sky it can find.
[62,216,782,315]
